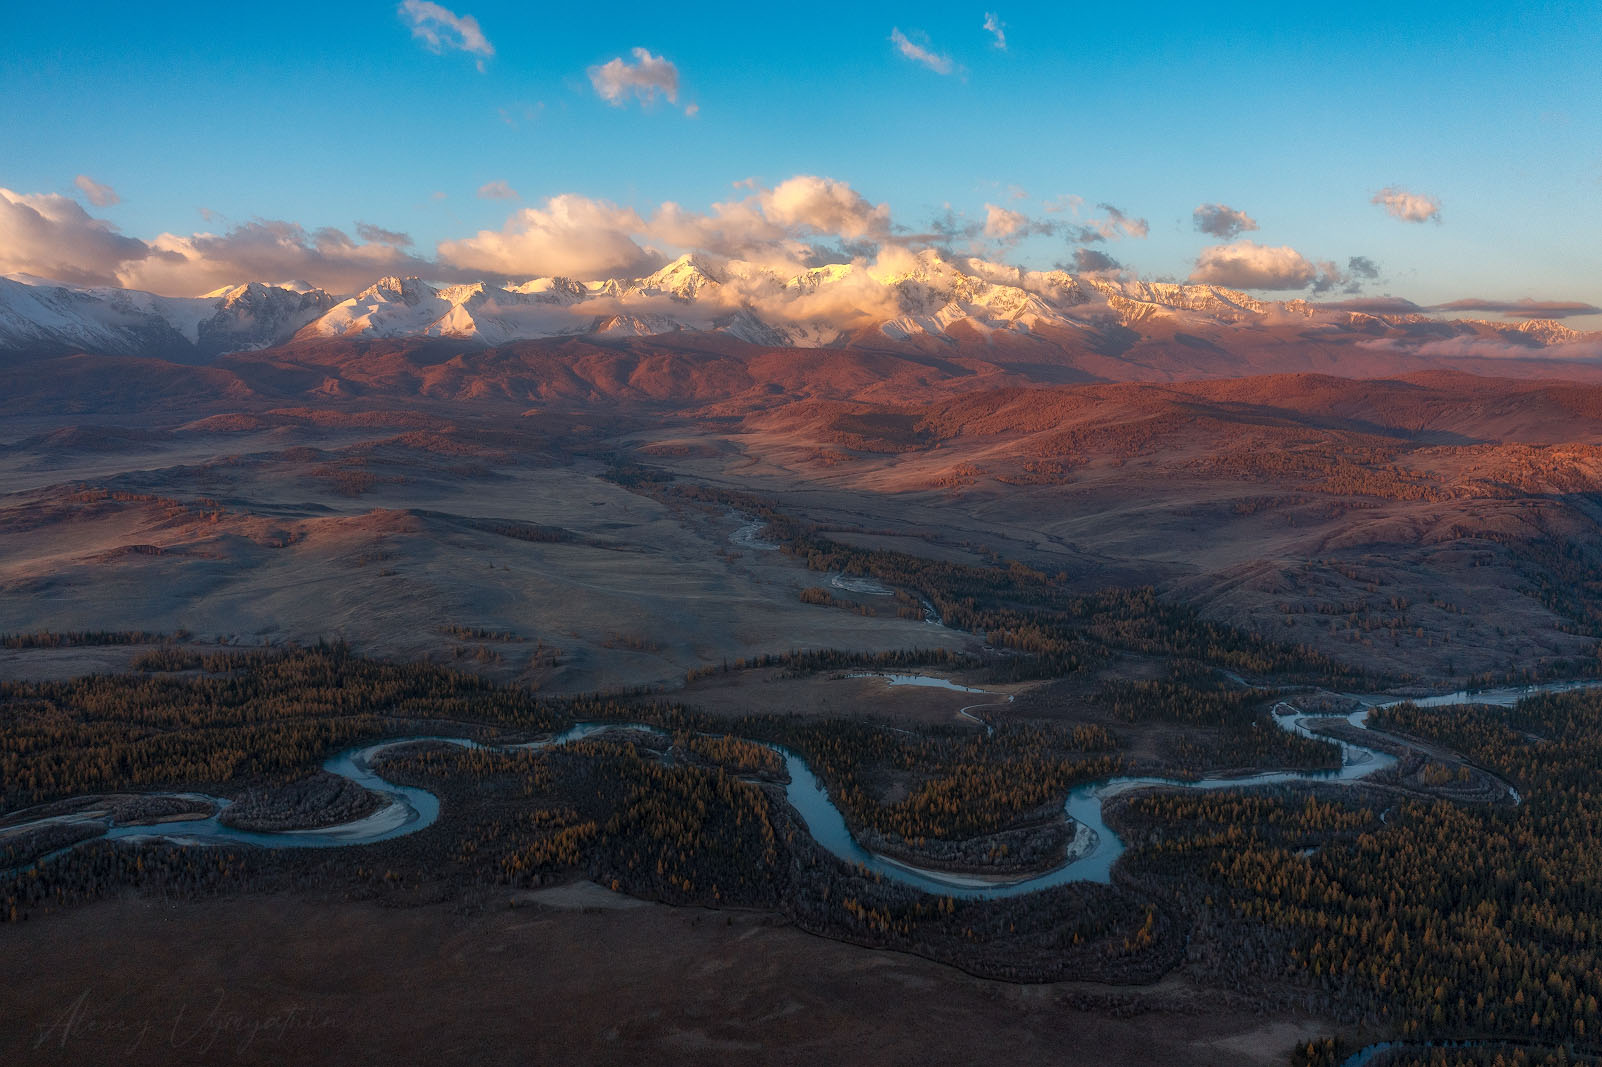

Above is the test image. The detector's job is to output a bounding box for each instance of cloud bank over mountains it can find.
[3,177,974,295]
[0,175,1577,326]
[0,173,1167,300]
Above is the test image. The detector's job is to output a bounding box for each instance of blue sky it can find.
[3,1,1599,323]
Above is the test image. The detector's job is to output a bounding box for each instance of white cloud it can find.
[645,197,783,258]
[73,175,120,207]
[439,175,896,280]
[980,203,1056,244]
[0,187,148,287]
[437,195,659,279]
[397,1,493,67]
[1190,239,1318,290]
[477,180,519,200]
[760,176,890,240]
[983,203,1029,238]
[1371,186,1441,223]
[588,48,681,109]
[983,12,1006,50]
[0,176,1152,310]
[1192,202,1258,239]
[0,175,902,297]
[890,29,954,75]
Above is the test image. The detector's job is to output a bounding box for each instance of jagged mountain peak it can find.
[359,276,437,306]
[506,277,588,305]
[1509,319,1584,345]
[635,253,724,301]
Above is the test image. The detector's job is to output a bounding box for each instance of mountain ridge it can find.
[4,252,1596,368]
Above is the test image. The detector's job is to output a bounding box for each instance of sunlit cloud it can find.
[438,195,658,279]
[983,12,1007,50]
[0,187,148,287]
[890,29,954,75]
[1190,239,1319,290]
[983,204,1029,238]
[73,175,120,207]
[1192,203,1257,239]
[477,180,519,200]
[760,176,890,240]
[11,178,1551,327]
[1371,186,1441,223]
[588,48,682,110]
[982,203,1054,243]
[0,177,898,297]
[437,175,897,281]
[397,1,493,70]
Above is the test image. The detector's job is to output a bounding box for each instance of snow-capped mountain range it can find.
[0,276,339,361]
[0,251,1592,361]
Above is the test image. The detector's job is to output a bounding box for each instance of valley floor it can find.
[10,368,1602,1066]
[2,894,1341,1067]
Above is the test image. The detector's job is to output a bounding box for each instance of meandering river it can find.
[10,671,1599,1067]
[6,679,1598,898]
